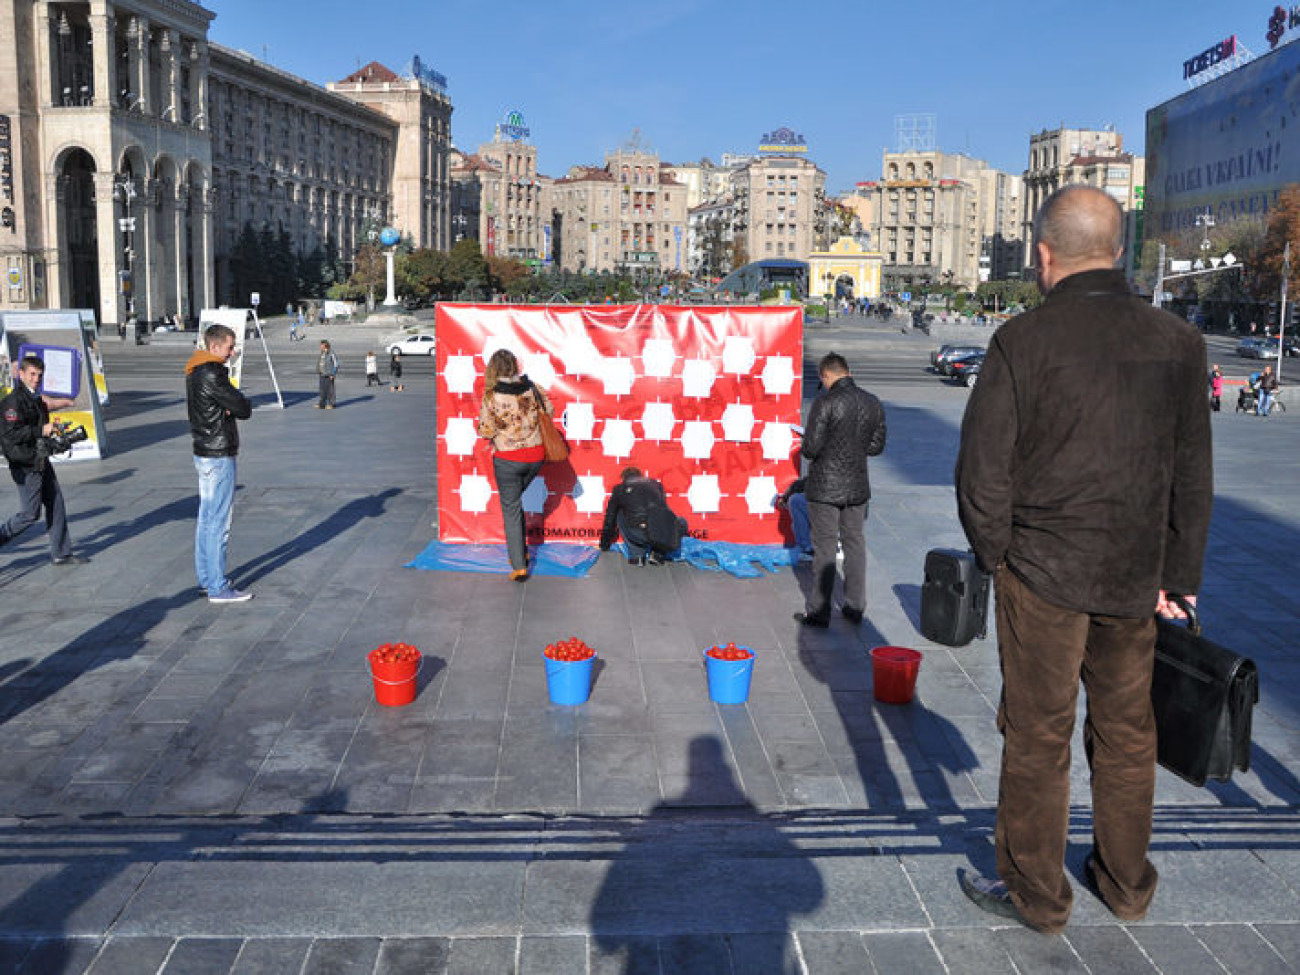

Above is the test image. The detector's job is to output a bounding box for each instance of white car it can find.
[386,333,436,356]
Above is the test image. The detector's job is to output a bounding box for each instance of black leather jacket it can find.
[0,383,47,469]
[801,376,887,506]
[186,359,252,457]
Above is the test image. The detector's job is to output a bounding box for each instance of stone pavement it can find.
[0,315,1297,973]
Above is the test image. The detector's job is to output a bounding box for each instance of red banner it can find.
[435,304,803,546]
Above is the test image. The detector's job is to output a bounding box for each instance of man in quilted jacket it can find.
[793,352,887,627]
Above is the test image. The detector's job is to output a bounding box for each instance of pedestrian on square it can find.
[0,355,89,564]
[1209,365,1223,412]
[792,351,887,627]
[955,185,1213,934]
[365,350,381,387]
[598,467,685,566]
[1256,364,1278,416]
[389,350,404,392]
[316,340,338,409]
[185,324,253,603]
[478,349,552,582]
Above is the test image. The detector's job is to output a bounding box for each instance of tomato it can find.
[544,637,594,662]
[706,644,753,661]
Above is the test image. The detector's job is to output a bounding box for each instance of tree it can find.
[399,248,449,302]
[1256,184,1300,299]
[448,238,489,297]
[229,222,262,306]
[486,255,530,293]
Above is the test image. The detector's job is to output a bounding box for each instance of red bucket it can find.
[368,644,422,707]
[871,646,922,704]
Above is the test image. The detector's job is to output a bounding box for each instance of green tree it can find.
[447,238,489,298]
[230,222,262,306]
[399,248,449,301]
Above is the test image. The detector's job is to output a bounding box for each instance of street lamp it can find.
[113,175,138,326]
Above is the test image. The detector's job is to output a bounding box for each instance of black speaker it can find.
[920,548,990,647]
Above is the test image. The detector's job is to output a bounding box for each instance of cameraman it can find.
[0,355,88,564]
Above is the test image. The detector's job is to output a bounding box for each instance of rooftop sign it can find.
[498,110,530,141]
[759,127,808,154]
[1184,36,1237,79]
[407,54,447,94]
[1268,5,1300,47]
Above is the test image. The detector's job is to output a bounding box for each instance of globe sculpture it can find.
[379,227,401,305]
[379,226,401,247]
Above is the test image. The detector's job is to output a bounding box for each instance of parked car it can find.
[948,350,986,387]
[386,333,437,356]
[933,344,985,375]
[1236,338,1272,359]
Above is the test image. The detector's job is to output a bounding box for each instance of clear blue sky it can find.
[207,1,1269,194]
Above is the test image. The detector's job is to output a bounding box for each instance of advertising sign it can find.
[0,310,108,461]
[435,304,803,546]
[1146,40,1300,244]
[77,309,109,407]
[198,308,251,388]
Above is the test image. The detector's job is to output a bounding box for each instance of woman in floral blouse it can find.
[478,349,553,580]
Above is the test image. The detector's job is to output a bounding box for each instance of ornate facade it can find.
[0,1,452,326]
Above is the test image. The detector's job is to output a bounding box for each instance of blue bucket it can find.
[703,647,755,705]
[545,655,594,706]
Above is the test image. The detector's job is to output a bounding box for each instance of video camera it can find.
[35,421,89,468]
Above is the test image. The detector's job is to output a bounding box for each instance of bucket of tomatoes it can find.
[368,642,422,707]
[703,642,755,704]
[544,637,596,705]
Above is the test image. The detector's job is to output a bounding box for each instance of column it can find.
[199,184,215,310]
[132,17,149,113]
[93,173,119,326]
[173,181,188,320]
[89,5,115,108]
[46,171,67,307]
[124,16,140,107]
[34,1,55,107]
[188,41,205,127]
[137,177,154,321]
[160,29,178,121]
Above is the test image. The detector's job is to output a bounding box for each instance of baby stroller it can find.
[1236,383,1258,414]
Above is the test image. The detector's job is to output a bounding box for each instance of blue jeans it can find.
[616,510,650,560]
[1257,390,1273,416]
[788,491,812,556]
[194,455,236,593]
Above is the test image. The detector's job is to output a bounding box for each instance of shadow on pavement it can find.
[590,737,824,974]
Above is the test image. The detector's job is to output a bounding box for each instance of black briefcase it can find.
[920,548,990,647]
[1152,599,1258,787]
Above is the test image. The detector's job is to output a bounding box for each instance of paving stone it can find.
[862,930,947,974]
[795,930,871,972]
[84,936,175,975]
[159,937,245,974]
[926,928,1017,974]
[1256,922,1300,968]
[519,935,586,975]
[445,936,516,975]
[301,936,382,974]
[374,937,450,975]
[1189,924,1292,974]
[228,937,313,974]
[1063,926,1157,974]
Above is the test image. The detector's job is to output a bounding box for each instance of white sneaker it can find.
[208,587,253,604]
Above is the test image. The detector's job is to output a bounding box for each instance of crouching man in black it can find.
[598,467,686,566]
[0,355,88,564]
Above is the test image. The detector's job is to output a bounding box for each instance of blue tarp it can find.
[406,542,600,578]
[408,539,801,580]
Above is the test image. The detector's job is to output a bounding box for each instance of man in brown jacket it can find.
[955,186,1213,933]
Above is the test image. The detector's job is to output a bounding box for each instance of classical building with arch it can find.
[0,0,452,327]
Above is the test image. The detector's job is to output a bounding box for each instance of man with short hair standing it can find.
[0,355,87,564]
[317,340,338,409]
[186,324,253,603]
[955,185,1213,933]
[793,351,887,627]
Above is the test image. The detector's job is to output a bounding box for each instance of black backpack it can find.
[645,501,686,554]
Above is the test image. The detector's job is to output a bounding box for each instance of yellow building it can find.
[806,236,883,301]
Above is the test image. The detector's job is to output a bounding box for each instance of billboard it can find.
[1145,40,1300,242]
[0,310,109,461]
[435,304,803,547]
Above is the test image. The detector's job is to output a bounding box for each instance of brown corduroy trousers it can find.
[993,566,1160,933]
